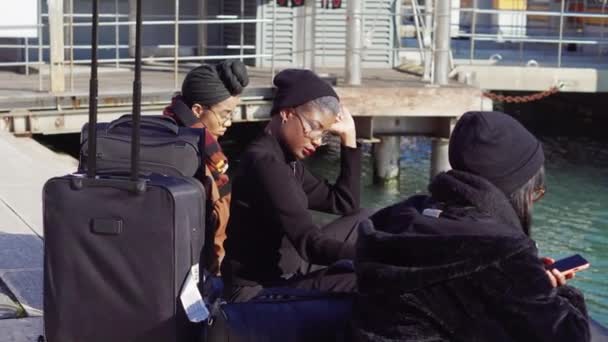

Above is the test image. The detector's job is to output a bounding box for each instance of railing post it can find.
[433,0,451,85]
[422,0,434,81]
[174,0,180,90]
[115,0,120,68]
[345,0,363,85]
[558,0,565,67]
[469,0,478,64]
[295,5,306,67]
[129,0,136,58]
[49,0,65,93]
[197,0,207,57]
[270,0,277,83]
[240,0,245,62]
[25,38,30,76]
[304,0,316,71]
[37,0,43,91]
[68,0,74,92]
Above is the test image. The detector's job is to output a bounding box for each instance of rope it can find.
[482,85,562,103]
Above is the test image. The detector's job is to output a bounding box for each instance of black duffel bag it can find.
[205,288,354,342]
[80,115,203,177]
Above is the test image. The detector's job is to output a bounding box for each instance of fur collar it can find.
[356,171,534,293]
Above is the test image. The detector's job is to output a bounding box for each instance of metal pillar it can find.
[373,136,400,185]
[430,138,450,179]
[345,0,362,85]
[304,0,316,70]
[433,0,451,85]
[48,0,65,93]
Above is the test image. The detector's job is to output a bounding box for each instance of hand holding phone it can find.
[542,254,589,287]
[547,254,590,276]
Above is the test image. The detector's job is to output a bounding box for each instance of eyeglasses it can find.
[208,108,234,127]
[532,187,546,202]
[293,112,331,146]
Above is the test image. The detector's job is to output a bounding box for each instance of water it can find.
[305,136,608,325]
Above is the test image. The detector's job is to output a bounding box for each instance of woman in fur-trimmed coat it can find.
[353,111,590,342]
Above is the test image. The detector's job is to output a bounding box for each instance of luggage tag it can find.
[180,264,209,322]
[422,208,443,218]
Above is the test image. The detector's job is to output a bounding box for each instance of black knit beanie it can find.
[182,60,249,107]
[449,111,545,195]
[271,69,339,115]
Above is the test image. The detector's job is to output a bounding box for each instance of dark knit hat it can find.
[271,69,339,115]
[182,60,249,107]
[449,111,545,195]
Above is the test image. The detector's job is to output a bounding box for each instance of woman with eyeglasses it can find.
[221,69,365,302]
[163,60,249,275]
[354,111,590,342]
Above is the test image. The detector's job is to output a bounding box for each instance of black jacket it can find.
[221,134,361,288]
[354,170,590,342]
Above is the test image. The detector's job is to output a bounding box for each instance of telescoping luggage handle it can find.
[79,0,146,193]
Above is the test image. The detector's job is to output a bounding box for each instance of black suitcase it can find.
[42,1,206,340]
[79,115,203,177]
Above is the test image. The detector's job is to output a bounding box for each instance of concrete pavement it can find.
[0,130,76,341]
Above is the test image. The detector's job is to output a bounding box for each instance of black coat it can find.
[221,134,361,289]
[354,170,590,342]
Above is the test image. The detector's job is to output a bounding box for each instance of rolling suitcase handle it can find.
[85,0,99,179]
[77,0,146,193]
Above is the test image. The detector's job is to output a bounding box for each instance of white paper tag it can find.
[180,264,209,322]
[422,208,443,218]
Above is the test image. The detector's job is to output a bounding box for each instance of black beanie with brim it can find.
[271,69,339,115]
[448,111,545,195]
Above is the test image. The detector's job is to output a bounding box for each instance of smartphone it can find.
[548,254,590,275]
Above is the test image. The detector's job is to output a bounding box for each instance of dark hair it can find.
[508,166,545,236]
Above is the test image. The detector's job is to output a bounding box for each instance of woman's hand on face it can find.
[329,105,357,148]
[541,256,574,288]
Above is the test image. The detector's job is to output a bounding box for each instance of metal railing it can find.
[402,0,608,69]
[2,0,606,95]
[0,0,405,94]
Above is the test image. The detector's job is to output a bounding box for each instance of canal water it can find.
[304,135,608,325]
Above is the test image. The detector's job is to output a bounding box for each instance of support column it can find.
[345,0,362,85]
[49,0,65,93]
[430,138,450,179]
[373,136,400,185]
[433,0,452,85]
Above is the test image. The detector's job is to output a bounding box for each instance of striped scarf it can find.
[163,95,230,190]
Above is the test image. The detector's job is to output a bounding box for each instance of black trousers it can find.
[228,208,373,303]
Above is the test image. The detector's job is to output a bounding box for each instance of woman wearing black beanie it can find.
[164,60,249,275]
[353,111,590,342]
[221,69,368,302]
